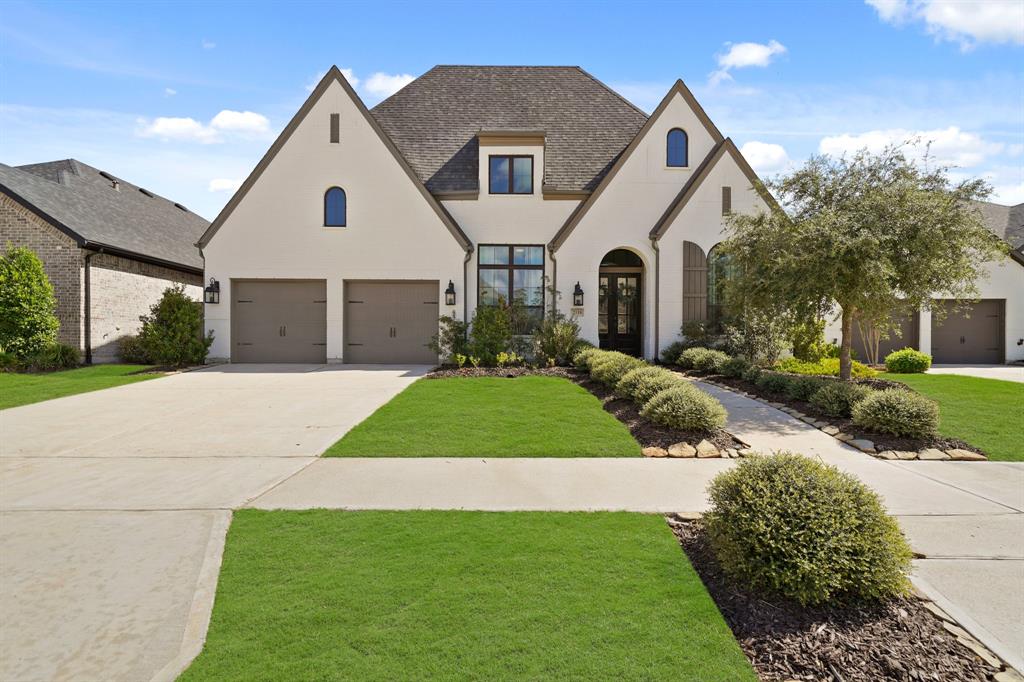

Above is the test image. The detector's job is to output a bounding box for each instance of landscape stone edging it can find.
[697,379,988,462]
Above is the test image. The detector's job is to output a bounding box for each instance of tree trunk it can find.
[840,305,855,381]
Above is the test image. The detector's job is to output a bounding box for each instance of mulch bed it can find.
[669,517,999,681]
[426,366,575,380]
[686,371,982,456]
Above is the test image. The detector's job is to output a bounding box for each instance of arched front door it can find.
[598,249,642,356]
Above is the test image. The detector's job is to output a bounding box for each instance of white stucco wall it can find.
[202,78,466,362]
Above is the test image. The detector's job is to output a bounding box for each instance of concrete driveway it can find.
[927,364,1024,383]
[0,364,428,682]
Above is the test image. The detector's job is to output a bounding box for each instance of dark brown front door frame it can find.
[599,267,642,356]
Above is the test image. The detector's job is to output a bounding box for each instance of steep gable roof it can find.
[370,66,649,194]
[549,79,724,251]
[197,66,471,251]
[0,159,207,271]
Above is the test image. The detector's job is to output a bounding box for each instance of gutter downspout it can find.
[547,245,557,317]
[462,247,473,328]
[83,249,101,365]
[650,238,660,362]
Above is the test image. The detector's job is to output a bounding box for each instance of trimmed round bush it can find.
[704,453,912,605]
[720,356,750,379]
[884,348,932,374]
[573,347,603,370]
[659,340,686,365]
[809,382,873,418]
[755,371,792,395]
[678,347,712,371]
[783,375,827,402]
[590,352,646,387]
[640,384,727,431]
[852,388,939,439]
[616,366,685,405]
[693,349,730,373]
[741,365,763,383]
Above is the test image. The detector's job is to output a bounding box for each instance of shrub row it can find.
[775,356,878,378]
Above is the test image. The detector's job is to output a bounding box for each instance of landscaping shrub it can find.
[0,348,18,371]
[22,342,80,371]
[590,352,646,387]
[118,335,150,363]
[809,382,873,418]
[884,348,932,374]
[852,389,939,439]
[789,318,829,362]
[533,314,583,366]
[468,305,512,366]
[616,366,685,405]
[640,384,727,431]
[704,453,912,605]
[783,375,827,402]
[0,245,59,358]
[573,347,603,370]
[741,365,763,383]
[678,347,727,372]
[755,371,792,395]
[720,356,750,379]
[429,314,469,364]
[137,285,212,367]
[776,356,877,378]
[659,340,686,365]
[680,320,714,349]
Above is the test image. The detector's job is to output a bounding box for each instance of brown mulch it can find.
[694,372,983,456]
[669,517,1000,681]
[426,366,575,379]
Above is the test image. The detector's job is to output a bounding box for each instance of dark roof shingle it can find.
[370,66,648,193]
[0,159,207,270]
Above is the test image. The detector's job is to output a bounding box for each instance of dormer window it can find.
[489,155,533,194]
[667,128,688,167]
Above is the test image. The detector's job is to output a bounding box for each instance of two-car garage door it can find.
[230,279,438,364]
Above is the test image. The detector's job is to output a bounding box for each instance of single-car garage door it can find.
[344,281,438,364]
[931,299,1004,364]
[231,280,327,363]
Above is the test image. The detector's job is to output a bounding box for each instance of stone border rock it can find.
[698,379,988,462]
[641,439,754,459]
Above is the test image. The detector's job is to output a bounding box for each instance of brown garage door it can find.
[231,280,327,363]
[344,281,438,364]
[931,299,1004,364]
[852,309,919,363]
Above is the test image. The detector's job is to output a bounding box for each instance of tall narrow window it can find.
[667,128,688,167]
[721,186,732,215]
[707,243,734,330]
[330,113,340,143]
[489,156,533,194]
[324,187,346,226]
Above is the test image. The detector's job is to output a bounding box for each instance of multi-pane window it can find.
[707,242,734,330]
[667,128,688,167]
[488,155,533,194]
[324,187,346,226]
[478,245,544,330]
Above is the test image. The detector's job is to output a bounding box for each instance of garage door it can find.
[344,281,438,364]
[231,280,327,363]
[931,299,1004,364]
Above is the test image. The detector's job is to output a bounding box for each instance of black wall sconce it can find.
[573,282,584,307]
[203,278,220,304]
[445,280,456,306]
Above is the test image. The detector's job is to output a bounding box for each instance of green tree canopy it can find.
[722,145,1007,380]
[0,244,59,357]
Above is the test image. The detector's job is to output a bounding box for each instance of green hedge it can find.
[640,384,727,431]
[884,348,931,374]
[852,388,939,439]
[775,356,877,378]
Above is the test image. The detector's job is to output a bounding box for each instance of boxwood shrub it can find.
[573,347,604,370]
[590,352,646,387]
[640,384,727,431]
[659,340,686,365]
[720,356,750,379]
[755,371,792,395]
[852,388,939,439]
[884,348,932,374]
[704,453,912,605]
[809,382,873,418]
[783,375,827,402]
[741,365,763,383]
[776,356,877,378]
[678,347,728,372]
[616,366,685,405]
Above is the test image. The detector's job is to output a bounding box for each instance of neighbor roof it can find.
[0,160,207,271]
[974,199,1024,251]
[370,66,649,194]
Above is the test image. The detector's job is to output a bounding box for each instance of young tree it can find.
[0,245,59,357]
[722,145,1006,380]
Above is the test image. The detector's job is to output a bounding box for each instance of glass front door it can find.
[598,273,641,356]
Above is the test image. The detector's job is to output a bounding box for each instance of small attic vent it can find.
[139,188,155,198]
[174,202,188,212]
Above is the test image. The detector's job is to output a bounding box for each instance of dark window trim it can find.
[666,128,688,168]
[324,186,346,227]
[488,155,534,195]
[330,113,340,143]
[477,244,545,325]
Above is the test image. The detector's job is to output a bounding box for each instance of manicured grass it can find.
[0,364,159,410]
[326,375,641,457]
[180,510,755,682]
[882,373,1024,462]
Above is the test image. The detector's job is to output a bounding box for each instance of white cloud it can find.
[208,178,243,193]
[137,109,272,144]
[866,0,1024,49]
[163,88,176,97]
[819,126,1004,167]
[990,181,1024,205]
[740,141,791,174]
[306,68,359,92]
[201,39,216,50]
[364,72,415,98]
[710,40,787,85]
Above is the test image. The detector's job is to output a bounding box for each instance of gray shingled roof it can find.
[370,66,648,193]
[974,199,1024,248]
[0,159,206,270]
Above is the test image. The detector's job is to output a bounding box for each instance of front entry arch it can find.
[598,249,643,356]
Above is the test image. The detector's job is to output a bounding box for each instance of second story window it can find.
[489,155,533,194]
[324,187,346,226]
[667,128,688,167]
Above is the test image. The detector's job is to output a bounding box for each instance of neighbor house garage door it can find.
[231,280,327,363]
[344,281,438,364]
[931,299,1004,364]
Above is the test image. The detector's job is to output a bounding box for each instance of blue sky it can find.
[1,0,1022,219]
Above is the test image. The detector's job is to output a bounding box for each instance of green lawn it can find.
[0,364,159,410]
[326,375,641,457]
[180,510,754,682]
[883,373,1024,462]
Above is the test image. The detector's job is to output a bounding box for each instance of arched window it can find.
[667,128,688,167]
[707,243,733,330]
[324,187,346,226]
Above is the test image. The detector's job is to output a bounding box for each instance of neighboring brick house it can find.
[0,159,207,362]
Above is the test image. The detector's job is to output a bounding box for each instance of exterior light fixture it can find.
[204,278,220,304]
[445,280,456,306]
[573,281,584,307]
